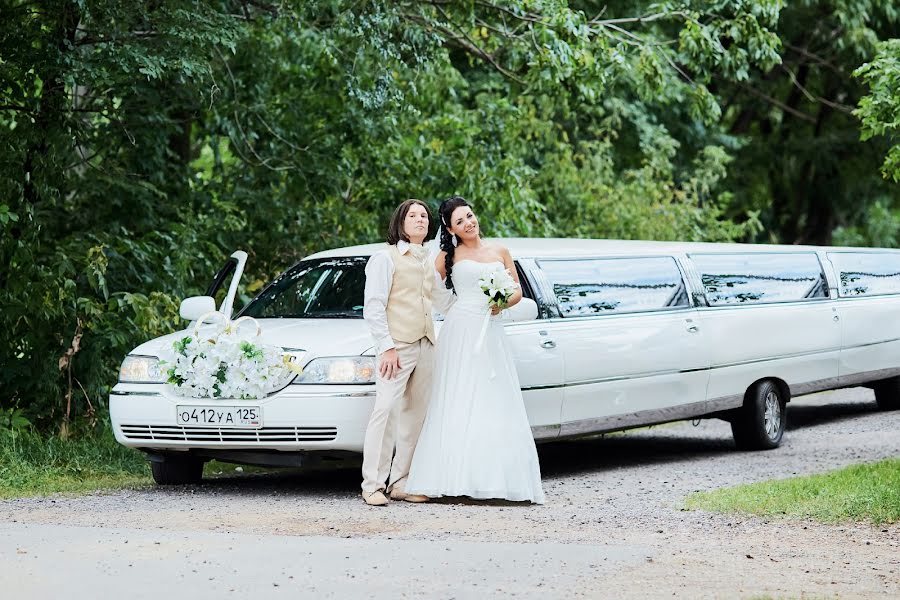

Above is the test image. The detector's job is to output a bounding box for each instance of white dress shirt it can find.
[363,240,456,355]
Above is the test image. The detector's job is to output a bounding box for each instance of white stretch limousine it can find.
[110,239,900,484]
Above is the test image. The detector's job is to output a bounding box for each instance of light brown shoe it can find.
[389,488,429,503]
[362,490,389,506]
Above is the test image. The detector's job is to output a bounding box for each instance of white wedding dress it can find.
[405,259,545,504]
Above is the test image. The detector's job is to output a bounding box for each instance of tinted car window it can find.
[690,253,828,306]
[828,252,900,297]
[539,257,689,316]
[240,257,367,318]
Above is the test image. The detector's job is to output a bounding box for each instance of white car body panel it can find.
[554,308,710,431]
[701,302,841,402]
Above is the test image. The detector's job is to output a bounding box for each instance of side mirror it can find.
[179,296,216,321]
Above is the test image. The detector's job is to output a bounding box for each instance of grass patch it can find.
[686,458,900,525]
[0,427,281,499]
[0,427,151,499]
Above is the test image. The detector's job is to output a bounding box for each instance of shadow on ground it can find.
[785,399,880,430]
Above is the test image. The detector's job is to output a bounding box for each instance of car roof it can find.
[303,237,896,261]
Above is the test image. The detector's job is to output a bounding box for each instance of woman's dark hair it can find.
[387,199,433,245]
[438,196,471,292]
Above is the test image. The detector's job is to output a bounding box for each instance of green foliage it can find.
[832,200,900,247]
[686,458,900,525]
[855,39,900,182]
[1,0,899,435]
[707,0,900,246]
[0,408,32,433]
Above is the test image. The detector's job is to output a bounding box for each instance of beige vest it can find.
[386,245,435,345]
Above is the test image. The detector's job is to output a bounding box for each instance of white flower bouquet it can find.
[478,264,518,310]
[475,264,519,352]
[163,314,302,400]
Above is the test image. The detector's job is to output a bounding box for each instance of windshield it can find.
[240,257,368,319]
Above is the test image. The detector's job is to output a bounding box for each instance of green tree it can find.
[855,38,900,183]
[0,1,802,433]
[711,0,900,245]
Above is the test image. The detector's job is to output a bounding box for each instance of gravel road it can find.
[2,387,899,599]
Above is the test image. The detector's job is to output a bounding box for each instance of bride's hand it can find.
[490,304,503,316]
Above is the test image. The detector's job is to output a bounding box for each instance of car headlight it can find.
[292,356,375,385]
[118,355,166,384]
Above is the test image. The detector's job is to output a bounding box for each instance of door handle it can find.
[833,315,840,322]
[540,339,557,349]
[687,325,699,333]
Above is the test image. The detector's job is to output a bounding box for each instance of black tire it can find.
[150,455,204,485]
[874,376,900,411]
[730,380,786,450]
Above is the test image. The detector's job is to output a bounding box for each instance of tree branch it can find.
[591,11,688,26]
[784,42,847,76]
[739,83,817,123]
[780,64,853,113]
[402,8,525,85]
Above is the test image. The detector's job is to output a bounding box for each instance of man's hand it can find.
[379,348,401,380]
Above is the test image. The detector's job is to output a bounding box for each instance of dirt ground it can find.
[2,387,898,599]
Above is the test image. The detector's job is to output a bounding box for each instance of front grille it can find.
[120,424,337,443]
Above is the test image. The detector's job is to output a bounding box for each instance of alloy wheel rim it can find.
[764,390,782,440]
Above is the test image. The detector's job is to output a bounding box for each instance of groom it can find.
[360,199,453,506]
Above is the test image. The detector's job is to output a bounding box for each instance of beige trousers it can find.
[361,337,434,494]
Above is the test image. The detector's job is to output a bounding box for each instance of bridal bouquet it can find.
[163,314,302,400]
[479,264,518,310]
[475,264,519,352]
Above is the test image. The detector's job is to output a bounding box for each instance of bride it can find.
[405,196,545,504]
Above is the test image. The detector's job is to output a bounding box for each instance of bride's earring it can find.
[451,234,458,247]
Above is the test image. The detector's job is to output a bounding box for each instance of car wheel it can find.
[731,380,786,450]
[150,455,204,485]
[874,376,900,411]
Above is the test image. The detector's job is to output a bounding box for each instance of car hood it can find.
[129,318,375,360]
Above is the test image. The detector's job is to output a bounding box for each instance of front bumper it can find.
[109,383,374,453]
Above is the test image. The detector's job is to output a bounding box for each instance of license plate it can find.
[176,405,262,428]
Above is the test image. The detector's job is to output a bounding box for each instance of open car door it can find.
[179,250,248,323]
[205,250,248,319]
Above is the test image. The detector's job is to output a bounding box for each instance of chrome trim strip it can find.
[847,336,900,350]
[530,424,561,440]
[839,366,900,387]
[558,396,744,438]
[705,395,745,411]
[831,295,900,301]
[696,297,833,310]
[712,346,843,370]
[274,390,377,398]
[522,383,565,392]
[521,366,709,391]
[791,367,900,396]
[565,366,708,387]
[111,391,161,397]
[789,377,842,397]
[536,306,695,325]
[713,337,900,370]
[292,390,376,398]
